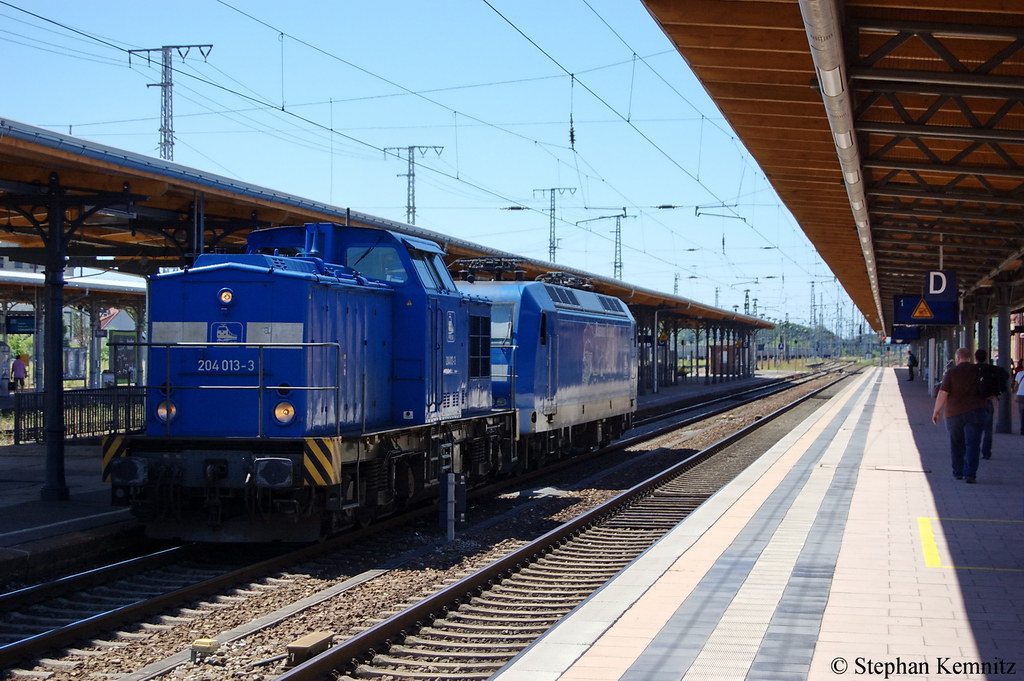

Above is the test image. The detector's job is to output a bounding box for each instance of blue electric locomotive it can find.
[457,279,637,464]
[103,222,636,542]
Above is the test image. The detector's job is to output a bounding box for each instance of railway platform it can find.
[493,366,1024,680]
[0,370,796,585]
[0,440,137,584]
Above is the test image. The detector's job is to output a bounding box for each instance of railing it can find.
[14,387,147,444]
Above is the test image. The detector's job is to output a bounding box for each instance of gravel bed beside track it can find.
[0,372,848,681]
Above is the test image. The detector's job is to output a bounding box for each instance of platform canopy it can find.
[643,0,1024,332]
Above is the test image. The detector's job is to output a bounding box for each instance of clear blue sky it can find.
[0,0,868,333]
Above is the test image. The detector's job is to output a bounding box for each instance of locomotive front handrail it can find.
[110,341,344,437]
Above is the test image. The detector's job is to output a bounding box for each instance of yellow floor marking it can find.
[918,516,1024,572]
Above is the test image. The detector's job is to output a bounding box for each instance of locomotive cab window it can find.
[490,303,514,347]
[345,244,408,283]
[433,254,457,290]
[410,251,453,291]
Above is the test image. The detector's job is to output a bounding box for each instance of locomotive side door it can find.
[409,247,461,421]
[541,311,558,416]
[427,296,443,416]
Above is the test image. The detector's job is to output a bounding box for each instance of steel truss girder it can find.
[856,20,1024,77]
[3,195,264,269]
[872,238,1018,254]
[0,243,184,264]
[857,19,1024,43]
[865,185,1024,207]
[854,79,1024,101]
[873,241,1001,257]
[862,158,1024,181]
[872,223,1020,241]
[869,202,1024,224]
[873,254,994,270]
[850,69,1024,94]
[859,122,1024,145]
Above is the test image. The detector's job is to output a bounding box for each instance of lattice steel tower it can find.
[534,188,576,263]
[384,146,443,225]
[129,45,213,161]
[575,208,628,278]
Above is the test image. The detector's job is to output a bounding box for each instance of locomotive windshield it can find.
[345,244,409,283]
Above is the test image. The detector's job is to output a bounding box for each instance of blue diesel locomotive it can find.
[103,223,636,542]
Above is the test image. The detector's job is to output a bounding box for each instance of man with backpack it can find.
[906,349,918,381]
[932,348,989,483]
[974,349,1008,460]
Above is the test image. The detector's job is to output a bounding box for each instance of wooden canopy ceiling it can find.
[643,0,1024,332]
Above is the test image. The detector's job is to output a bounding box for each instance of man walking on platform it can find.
[906,349,918,381]
[932,348,988,483]
[975,349,1008,459]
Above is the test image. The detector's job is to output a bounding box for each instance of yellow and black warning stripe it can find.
[302,438,342,486]
[101,434,128,482]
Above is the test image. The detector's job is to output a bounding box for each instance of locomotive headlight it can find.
[155,399,178,423]
[273,400,296,425]
[217,288,234,306]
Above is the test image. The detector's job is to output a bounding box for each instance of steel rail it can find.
[276,370,855,680]
[0,545,191,612]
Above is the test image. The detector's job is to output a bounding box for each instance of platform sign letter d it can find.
[925,270,957,303]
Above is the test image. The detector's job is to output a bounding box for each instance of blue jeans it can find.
[945,408,987,479]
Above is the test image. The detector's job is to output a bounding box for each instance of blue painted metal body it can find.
[146,223,492,439]
[456,281,637,434]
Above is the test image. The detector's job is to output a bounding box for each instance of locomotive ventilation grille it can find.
[544,284,581,307]
[600,296,623,312]
[441,390,465,409]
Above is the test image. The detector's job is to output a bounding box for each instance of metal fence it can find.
[14,387,147,444]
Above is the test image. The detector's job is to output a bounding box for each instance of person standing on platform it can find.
[11,355,26,392]
[932,347,988,484]
[906,349,918,381]
[1014,360,1024,435]
[974,349,1007,460]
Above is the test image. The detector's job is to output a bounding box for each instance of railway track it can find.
[0,545,307,670]
[633,360,851,428]
[277,370,855,681]
[354,487,715,681]
[0,367,852,677]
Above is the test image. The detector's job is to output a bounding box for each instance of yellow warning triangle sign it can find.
[911,299,934,320]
